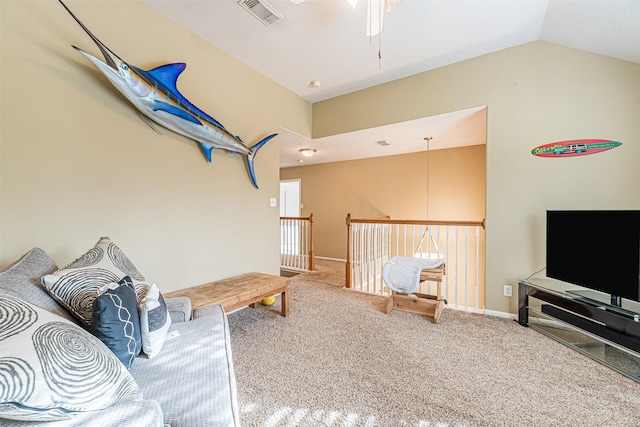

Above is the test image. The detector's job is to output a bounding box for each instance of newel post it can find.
[345,213,352,288]
[308,213,315,271]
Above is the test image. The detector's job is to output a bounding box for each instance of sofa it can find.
[0,245,240,427]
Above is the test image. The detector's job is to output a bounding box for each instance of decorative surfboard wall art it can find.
[531,139,621,158]
[58,0,276,189]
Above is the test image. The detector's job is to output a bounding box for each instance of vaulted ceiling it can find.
[142,0,639,166]
[144,0,639,103]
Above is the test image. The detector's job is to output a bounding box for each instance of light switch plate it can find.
[269,197,277,207]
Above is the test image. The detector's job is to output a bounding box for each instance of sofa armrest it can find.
[165,296,192,323]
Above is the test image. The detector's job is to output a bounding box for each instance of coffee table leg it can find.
[281,287,290,317]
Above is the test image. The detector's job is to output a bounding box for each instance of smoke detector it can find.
[238,0,283,26]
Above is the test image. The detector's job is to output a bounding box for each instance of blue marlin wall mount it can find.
[58,0,277,189]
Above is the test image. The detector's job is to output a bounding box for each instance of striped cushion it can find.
[131,304,239,426]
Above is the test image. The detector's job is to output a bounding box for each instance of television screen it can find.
[546,210,640,304]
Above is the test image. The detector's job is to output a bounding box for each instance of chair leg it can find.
[384,294,394,314]
[385,292,445,323]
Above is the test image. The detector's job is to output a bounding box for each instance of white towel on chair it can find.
[382,256,445,294]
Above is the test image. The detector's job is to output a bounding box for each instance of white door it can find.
[280,180,301,255]
[280,180,300,217]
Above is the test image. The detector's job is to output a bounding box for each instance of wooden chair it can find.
[384,263,446,323]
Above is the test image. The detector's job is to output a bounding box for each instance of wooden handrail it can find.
[308,213,315,271]
[280,213,315,271]
[346,214,352,288]
[280,215,314,221]
[349,217,485,228]
[345,213,485,289]
[345,214,392,288]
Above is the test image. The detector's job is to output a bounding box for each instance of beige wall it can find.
[280,145,486,259]
[313,42,640,314]
[1,1,311,291]
[3,2,638,314]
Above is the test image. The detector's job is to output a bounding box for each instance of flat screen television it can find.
[546,210,640,307]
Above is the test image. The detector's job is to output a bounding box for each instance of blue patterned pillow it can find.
[41,237,151,328]
[91,276,142,369]
[0,294,142,421]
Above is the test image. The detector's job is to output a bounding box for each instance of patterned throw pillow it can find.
[91,276,142,369]
[138,284,171,358]
[41,237,151,328]
[0,294,142,421]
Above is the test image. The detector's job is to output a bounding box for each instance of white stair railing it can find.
[280,213,315,272]
[346,214,485,312]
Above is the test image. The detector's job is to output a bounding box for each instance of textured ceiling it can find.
[141,0,639,166]
[279,106,487,167]
[143,0,640,103]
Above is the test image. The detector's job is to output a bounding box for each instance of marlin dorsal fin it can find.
[147,63,187,90]
[133,62,227,131]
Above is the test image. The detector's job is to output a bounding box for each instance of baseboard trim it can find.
[441,305,516,319]
[483,309,517,320]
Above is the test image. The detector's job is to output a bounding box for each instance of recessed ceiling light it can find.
[309,80,321,88]
[297,159,304,163]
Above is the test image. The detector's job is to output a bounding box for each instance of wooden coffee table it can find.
[165,272,291,317]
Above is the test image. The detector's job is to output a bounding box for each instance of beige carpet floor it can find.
[228,260,640,426]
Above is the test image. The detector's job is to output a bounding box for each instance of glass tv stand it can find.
[518,277,640,383]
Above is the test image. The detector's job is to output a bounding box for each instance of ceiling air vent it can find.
[238,0,284,27]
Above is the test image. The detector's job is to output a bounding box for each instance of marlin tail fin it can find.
[247,134,278,189]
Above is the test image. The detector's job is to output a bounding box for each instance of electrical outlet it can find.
[504,285,513,297]
[269,197,277,207]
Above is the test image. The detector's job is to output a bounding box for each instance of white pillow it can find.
[41,237,151,328]
[138,284,171,358]
[0,294,142,421]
